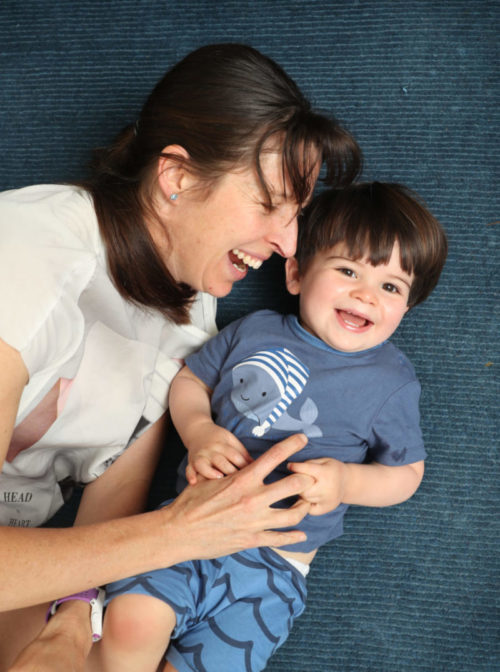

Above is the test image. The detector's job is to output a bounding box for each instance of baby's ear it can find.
[285,257,301,295]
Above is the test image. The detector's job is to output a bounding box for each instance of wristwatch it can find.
[46,587,105,641]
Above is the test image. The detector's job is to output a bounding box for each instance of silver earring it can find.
[170,193,179,201]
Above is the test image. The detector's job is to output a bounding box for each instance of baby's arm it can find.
[169,365,252,484]
[287,458,424,515]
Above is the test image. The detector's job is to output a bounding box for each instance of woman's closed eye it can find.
[262,203,278,213]
[258,198,281,214]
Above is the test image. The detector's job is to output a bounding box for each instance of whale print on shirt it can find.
[230,348,322,438]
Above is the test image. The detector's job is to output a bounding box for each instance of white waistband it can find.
[282,556,310,577]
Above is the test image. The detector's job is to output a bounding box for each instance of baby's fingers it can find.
[222,444,253,469]
[191,457,225,481]
[210,453,242,476]
[185,463,198,485]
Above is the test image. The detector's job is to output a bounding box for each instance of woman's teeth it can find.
[232,249,263,270]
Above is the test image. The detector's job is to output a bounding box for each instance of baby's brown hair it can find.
[297,182,447,307]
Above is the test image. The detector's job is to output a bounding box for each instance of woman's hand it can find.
[185,422,253,484]
[161,433,315,561]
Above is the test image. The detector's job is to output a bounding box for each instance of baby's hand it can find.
[287,457,347,515]
[186,424,253,485]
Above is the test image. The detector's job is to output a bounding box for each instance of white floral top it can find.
[0,184,216,526]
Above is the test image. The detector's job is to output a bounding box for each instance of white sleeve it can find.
[0,187,97,417]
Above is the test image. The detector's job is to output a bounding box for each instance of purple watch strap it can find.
[46,588,99,622]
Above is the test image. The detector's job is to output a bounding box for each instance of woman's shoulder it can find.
[0,185,101,369]
[0,184,100,252]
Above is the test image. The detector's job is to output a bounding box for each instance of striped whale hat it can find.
[234,347,309,436]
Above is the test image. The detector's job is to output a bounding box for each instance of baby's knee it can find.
[103,594,174,651]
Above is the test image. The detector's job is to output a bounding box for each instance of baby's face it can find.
[286,241,413,352]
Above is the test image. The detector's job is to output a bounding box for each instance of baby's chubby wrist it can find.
[338,461,355,504]
[182,416,216,452]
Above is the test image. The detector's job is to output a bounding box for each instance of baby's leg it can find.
[89,594,176,672]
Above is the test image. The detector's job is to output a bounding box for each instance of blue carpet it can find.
[1,2,498,670]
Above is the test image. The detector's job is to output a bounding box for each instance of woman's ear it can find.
[285,257,301,295]
[157,145,193,201]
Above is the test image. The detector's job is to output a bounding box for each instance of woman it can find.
[0,43,361,669]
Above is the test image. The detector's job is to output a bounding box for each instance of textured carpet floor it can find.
[1,2,498,670]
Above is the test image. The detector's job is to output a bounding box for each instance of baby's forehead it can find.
[315,240,413,276]
[316,240,380,262]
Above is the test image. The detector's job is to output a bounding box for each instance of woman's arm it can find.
[0,338,29,465]
[0,338,166,611]
[5,414,169,670]
[1,337,313,669]
[1,434,312,610]
[74,414,166,526]
[1,351,312,612]
[1,336,313,607]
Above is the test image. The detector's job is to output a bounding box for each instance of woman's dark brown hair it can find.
[83,43,362,323]
[296,182,448,308]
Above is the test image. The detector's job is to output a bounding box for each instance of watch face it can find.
[90,588,105,642]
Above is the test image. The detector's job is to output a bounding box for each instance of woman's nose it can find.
[267,214,298,258]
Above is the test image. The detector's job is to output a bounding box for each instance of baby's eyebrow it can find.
[387,274,412,289]
[326,255,354,262]
[328,256,413,287]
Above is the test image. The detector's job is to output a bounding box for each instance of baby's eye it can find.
[338,267,356,278]
[383,283,400,294]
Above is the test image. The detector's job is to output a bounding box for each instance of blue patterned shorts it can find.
[106,546,307,672]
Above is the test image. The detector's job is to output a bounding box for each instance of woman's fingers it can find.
[163,434,312,559]
[259,470,315,507]
[244,434,307,482]
[243,498,311,549]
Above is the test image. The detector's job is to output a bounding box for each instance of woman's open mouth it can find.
[230,248,263,271]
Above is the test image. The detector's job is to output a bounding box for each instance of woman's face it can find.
[157,150,319,297]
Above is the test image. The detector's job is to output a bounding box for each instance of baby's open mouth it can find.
[337,309,372,328]
[230,248,263,271]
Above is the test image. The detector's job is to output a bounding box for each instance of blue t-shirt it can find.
[181,310,426,552]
